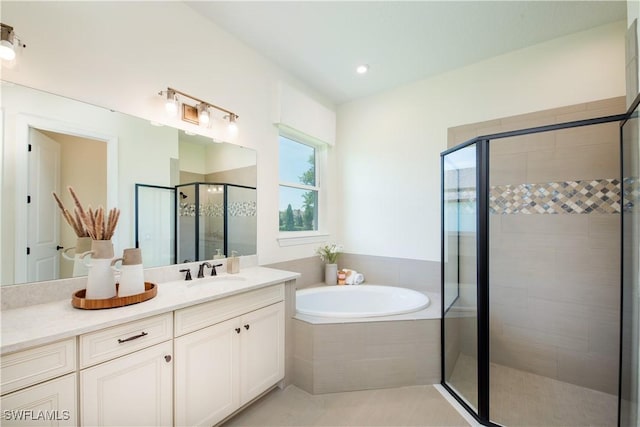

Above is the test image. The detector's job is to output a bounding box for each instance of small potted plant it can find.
[316,243,342,285]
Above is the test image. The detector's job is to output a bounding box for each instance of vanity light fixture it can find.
[158,87,239,131]
[225,113,238,135]
[164,89,178,117]
[0,23,25,61]
[197,102,210,126]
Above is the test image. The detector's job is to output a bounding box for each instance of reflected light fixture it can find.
[356,64,369,74]
[0,23,25,61]
[158,87,239,132]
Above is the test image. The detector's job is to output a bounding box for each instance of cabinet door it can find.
[80,341,173,426]
[0,373,77,426]
[239,302,285,405]
[174,317,240,427]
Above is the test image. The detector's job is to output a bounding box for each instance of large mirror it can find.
[1,81,257,286]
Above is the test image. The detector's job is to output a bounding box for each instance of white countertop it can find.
[1,266,299,355]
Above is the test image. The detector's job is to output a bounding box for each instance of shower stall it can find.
[441,98,640,426]
[134,182,257,267]
[175,182,257,263]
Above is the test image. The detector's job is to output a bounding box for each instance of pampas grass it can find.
[60,187,120,240]
[52,191,88,237]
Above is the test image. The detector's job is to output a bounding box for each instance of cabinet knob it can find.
[244,324,250,330]
[235,328,241,334]
[164,355,172,363]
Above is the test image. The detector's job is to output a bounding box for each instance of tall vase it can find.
[81,240,117,299]
[62,236,92,277]
[325,263,338,286]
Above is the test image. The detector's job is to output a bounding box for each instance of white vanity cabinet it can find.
[79,313,174,426]
[0,339,77,426]
[174,284,285,427]
[1,270,296,427]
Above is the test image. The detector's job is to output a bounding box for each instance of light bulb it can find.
[226,114,238,136]
[356,64,369,74]
[197,103,210,125]
[0,39,15,61]
[164,90,178,117]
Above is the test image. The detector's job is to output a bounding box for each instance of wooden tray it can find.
[72,282,157,310]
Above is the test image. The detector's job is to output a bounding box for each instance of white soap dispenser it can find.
[213,249,225,260]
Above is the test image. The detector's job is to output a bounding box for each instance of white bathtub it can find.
[296,285,430,318]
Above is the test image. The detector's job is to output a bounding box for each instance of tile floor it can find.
[222,384,470,427]
[448,354,618,426]
[224,354,619,427]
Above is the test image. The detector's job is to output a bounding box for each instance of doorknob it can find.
[56,245,64,250]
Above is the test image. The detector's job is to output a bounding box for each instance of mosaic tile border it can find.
[179,201,256,217]
[490,178,620,214]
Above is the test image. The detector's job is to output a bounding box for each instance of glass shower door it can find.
[442,143,479,413]
[227,185,257,256]
[621,103,640,427]
[199,184,225,260]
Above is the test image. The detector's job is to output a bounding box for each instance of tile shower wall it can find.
[449,96,625,395]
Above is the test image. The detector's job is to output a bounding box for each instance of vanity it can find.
[0,266,299,426]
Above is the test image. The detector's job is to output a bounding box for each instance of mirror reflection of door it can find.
[27,128,107,281]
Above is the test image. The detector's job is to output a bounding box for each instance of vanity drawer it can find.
[174,283,284,336]
[1,338,76,395]
[79,313,173,368]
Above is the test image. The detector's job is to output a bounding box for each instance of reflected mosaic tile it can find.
[179,201,257,217]
[623,177,639,213]
[490,179,620,214]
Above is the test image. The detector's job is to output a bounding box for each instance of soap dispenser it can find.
[213,249,225,260]
[227,250,240,274]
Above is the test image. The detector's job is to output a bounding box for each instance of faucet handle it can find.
[179,268,192,281]
[211,263,224,276]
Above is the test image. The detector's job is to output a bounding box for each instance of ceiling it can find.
[187,1,626,105]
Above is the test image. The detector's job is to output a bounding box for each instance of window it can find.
[279,134,319,232]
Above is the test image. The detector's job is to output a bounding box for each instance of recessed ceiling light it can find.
[356,64,369,74]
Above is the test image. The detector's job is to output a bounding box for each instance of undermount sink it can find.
[186,275,247,287]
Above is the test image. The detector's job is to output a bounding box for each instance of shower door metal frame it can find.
[618,93,640,427]
[440,111,628,427]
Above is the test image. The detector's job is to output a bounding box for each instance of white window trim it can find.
[277,231,330,247]
[277,129,327,242]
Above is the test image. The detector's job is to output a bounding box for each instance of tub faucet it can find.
[197,262,212,279]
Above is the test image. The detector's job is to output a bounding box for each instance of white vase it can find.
[62,236,92,277]
[81,240,116,299]
[111,248,145,297]
[325,263,338,286]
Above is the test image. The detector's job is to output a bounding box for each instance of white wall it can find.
[337,21,626,262]
[1,1,337,267]
[179,141,207,175]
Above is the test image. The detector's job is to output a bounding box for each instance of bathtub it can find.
[292,285,440,394]
[296,284,430,318]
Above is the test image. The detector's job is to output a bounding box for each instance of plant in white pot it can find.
[316,243,342,285]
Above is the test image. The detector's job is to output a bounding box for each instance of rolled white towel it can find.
[353,273,365,285]
[344,269,356,285]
